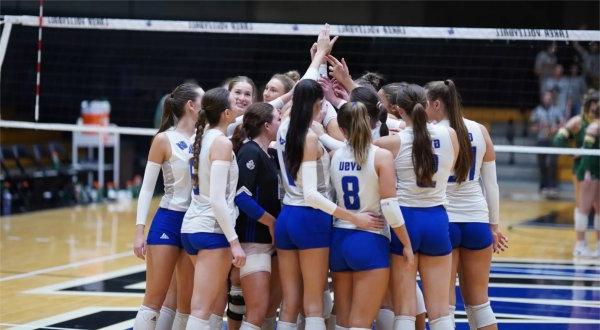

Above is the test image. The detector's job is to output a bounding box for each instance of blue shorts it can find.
[449,222,493,250]
[330,228,390,272]
[146,208,185,248]
[390,205,452,257]
[181,232,230,255]
[275,205,333,250]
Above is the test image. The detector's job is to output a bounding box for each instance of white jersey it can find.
[159,130,193,211]
[181,129,239,234]
[438,119,489,223]
[277,118,331,207]
[396,124,455,207]
[330,144,390,238]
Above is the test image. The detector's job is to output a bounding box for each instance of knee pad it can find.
[465,301,496,329]
[240,320,261,330]
[334,325,348,330]
[415,285,426,315]
[209,314,223,330]
[305,317,326,330]
[227,286,245,321]
[240,253,272,278]
[393,315,416,330]
[376,309,394,330]
[323,289,334,319]
[277,321,298,330]
[575,209,589,231]
[594,213,600,230]
[429,315,453,330]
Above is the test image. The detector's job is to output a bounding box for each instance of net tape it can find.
[1,120,599,156]
[2,15,600,41]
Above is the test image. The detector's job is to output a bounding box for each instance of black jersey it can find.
[234,141,281,243]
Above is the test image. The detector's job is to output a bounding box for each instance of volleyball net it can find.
[0,15,599,212]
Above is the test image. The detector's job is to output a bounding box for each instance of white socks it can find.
[393,315,415,330]
[376,309,394,330]
[262,316,277,330]
[277,320,298,330]
[185,315,210,330]
[209,314,223,330]
[172,312,189,330]
[155,306,175,330]
[240,320,262,330]
[429,315,453,330]
[305,316,326,330]
[133,305,158,330]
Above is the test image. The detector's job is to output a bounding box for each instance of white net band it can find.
[3,15,599,41]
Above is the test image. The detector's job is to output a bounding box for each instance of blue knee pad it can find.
[181,232,230,255]
[146,208,185,248]
[449,222,493,250]
[390,205,452,256]
[330,228,390,272]
[275,205,332,250]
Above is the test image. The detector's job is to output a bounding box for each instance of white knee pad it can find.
[172,312,189,330]
[133,305,158,330]
[305,316,326,330]
[393,315,416,330]
[240,253,272,278]
[465,301,497,329]
[185,315,210,330]
[416,285,426,315]
[429,315,453,330]
[575,209,589,231]
[334,325,349,330]
[240,320,261,330]
[277,321,298,330]
[323,289,334,319]
[209,314,223,330]
[594,213,600,230]
[376,309,394,330]
[155,306,176,330]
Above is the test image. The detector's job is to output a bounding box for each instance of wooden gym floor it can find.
[0,196,599,329]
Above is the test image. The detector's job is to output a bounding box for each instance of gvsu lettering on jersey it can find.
[339,161,362,171]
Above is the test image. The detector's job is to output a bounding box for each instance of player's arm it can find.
[134,133,169,259]
[302,132,381,230]
[580,122,599,181]
[553,116,581,147]
[375,148,414,265]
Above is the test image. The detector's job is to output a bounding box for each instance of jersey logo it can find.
[160,233,170,240]
[432,139,440,148]
[246,160,255,170]
[279,136,285,145]
[176,141,188,150]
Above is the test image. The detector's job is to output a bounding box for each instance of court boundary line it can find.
[0,251,133,282]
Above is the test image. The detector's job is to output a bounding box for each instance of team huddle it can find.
[132,25,510,330]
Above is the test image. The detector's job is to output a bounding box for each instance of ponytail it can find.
[378,106,389,137]
[425,79,471,183]
[191,110,207,189]
[337,102,372,165]
[411,103,435,187]
[231,125,247,154]
[156,82,202,136]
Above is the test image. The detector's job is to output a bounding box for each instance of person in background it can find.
[542,64,570,118]
[567,63,588,117]
[530,91,563,199]
[534,42,558,93]
[573,41,600,90]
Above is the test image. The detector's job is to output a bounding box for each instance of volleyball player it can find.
[275,78,381,330]
[576,91,600,257]
[180,87,246,330]
[133,83,203,330]
[227,76,257,136]
[375,83,459,330]
[554,90,599,256]
[229,102,283,330]
[329,101,414,329]
[425,80,508,329]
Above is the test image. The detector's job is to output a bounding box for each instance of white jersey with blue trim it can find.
[159,129,193,211]
[330,144,390,238]
[181,129,239,234]
[276,118,332,207]
[438,118,489,223]
[396,123,454,207]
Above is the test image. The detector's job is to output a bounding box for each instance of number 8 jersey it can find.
[330,144,390,238]
[438,118,489,223]
[396,123,455,207]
